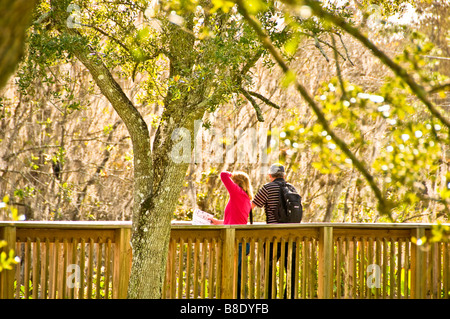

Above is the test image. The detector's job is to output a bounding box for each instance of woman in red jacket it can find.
[209,171,253,225]
[208,171,253,298]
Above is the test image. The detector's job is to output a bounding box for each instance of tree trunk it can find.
[127,20,208,298]
[50,1,216,298]
[127,106,205,298]
[0,0,37,89]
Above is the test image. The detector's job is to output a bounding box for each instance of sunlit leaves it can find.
[0,196,21,273]
[277,62,448,221]
[211,0,235,13]
[0,246,19,272]
[240,0,268,15]
[431,222,450,242]
[0,195,25,221]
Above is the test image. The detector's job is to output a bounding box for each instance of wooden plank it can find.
[360,237,366,298]
[200,239,207,299]
[14,242,21,299]
[170,239,177,299]
[351,237,357,298]
[207,238,214,299]
[256,238,263,299]
[0,226,16,299]
[294,237,300,299]
[263,238,270,299]
[404,239,410,298]
[375,238,381,299]
[278,237,285,299]
[79,238,86,299]
[241,237,248,299]
[336,237,342,299]
[16,228,116,244]
[32,239,39,299]
[333,228,411,239]
[186,238,192,299]
[44,238,50,299]
[411,228,426,299]
[318,227,333,299]
[396,239,402,299]
[177,239,184,299]
[389,238,395,299]
[62,239,68,299]
[87,238,94,299]
[70,238,78,299]
[215,238,222,299]
[220,228,235,299]
[95,241,102,299]
[444,242,449,298]
[286,237,293,299]
[310,237,318,298]
[235,228,319,242]
[271,237,278,299]
[367,238,373,299]
[24,238,31,299]
[104,238,112,299]
[54,241,59,299]
[112,228,131,299]
[170,229,223,242]
[382,238,387,299]
[249,238,256,299]
[301,237,307,298]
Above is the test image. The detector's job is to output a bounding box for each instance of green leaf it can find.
[281,70,296,88]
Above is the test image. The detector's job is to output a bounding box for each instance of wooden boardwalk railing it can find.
[0,222,131,299]
[1,222,449,299]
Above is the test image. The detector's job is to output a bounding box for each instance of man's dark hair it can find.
[270,172,285,179]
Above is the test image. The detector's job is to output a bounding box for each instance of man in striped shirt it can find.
[251,163,298,223]
[251,163,298,298]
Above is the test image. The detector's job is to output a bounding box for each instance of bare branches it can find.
[247,90,281,109]
[302,0,450,131]
[239,88,281,122]
[240,88,264,122]
[314,34,330,62]
[428,81,450,94]
[235,0,394,219]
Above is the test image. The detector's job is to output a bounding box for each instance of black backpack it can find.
[273,180,303,223]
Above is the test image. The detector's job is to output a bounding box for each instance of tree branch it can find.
[236,0,393,219]
[83,23,132,54]
[50,0,153,216]
[302,0,450,131]
[314,34,330,62]
[240,88,264,122]
[247,90,281,109]
[428,81,450,94]
[336,32,354,66]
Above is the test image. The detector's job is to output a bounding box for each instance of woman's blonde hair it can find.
[231,171,253,200]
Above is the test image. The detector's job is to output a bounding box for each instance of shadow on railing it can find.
[1,221,449,299]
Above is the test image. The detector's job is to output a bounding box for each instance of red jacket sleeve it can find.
[220,171,240,197]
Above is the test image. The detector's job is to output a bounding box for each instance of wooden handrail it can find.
[1,222,449,299]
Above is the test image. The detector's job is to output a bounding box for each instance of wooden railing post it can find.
[113,227,131,299]
[318,226,333,299]
[0,226,16,299]
[220,227,235,299]
[411,227,426,299]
